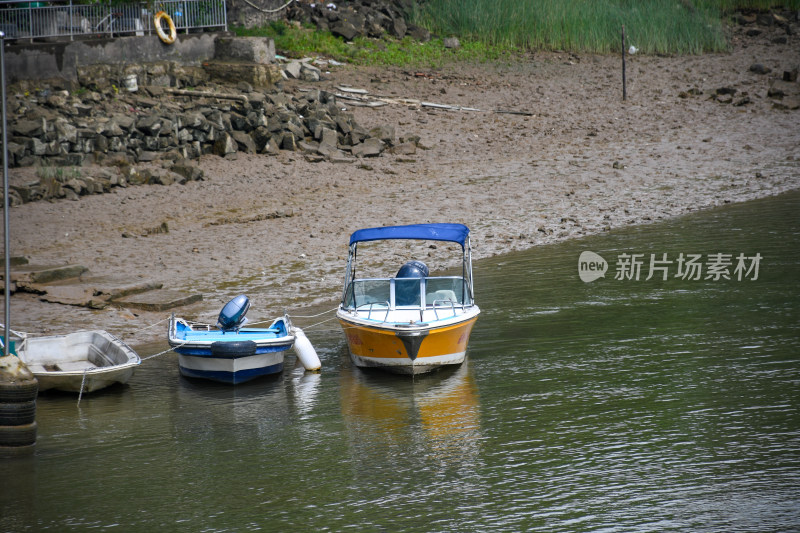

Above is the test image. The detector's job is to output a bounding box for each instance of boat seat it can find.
[47,361,96,372]
[426,290,458,305]
[88,353,115,367]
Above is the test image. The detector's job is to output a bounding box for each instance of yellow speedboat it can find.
[336,223,480,375]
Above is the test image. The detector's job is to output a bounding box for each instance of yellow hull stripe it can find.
[339,317,478,362]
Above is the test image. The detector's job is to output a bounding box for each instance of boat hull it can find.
[337,313,478,375]
[16,330,141,393]
[34,367,138,393]
[177,351,286,384]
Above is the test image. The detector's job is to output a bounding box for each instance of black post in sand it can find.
[622,26,627,101]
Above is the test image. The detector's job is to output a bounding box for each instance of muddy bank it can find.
[4,30,799,348]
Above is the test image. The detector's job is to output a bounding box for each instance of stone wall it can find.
[4,33,221,84]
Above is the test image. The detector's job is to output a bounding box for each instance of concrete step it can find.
[4,261,201,311]
[6,264,89,286]
[31,276,163,309]
[114,289,203,312]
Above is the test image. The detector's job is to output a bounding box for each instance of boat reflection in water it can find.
[340,361,482,468]
[172,360,321,445]
[289,364,322,420]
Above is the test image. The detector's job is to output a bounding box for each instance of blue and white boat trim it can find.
[168,315,295,384]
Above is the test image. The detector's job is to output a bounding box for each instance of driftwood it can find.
[495,109,534,116]
[336,86,369,94]
[421,101,482,112]
[332,88,530,115]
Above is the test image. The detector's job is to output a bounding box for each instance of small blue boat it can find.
[168,295,296,384]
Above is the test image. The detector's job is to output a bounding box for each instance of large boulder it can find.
[213,132,238,156]
[352,138,385,157]
[214,36,276,65]
[331,20,359,41]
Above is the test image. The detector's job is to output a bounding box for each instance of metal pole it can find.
[1,31,10,356]
[622,25,627,101]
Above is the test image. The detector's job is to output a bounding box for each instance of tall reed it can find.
[415,0,796,54]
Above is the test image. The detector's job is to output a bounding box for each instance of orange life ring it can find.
[154,11,176,44]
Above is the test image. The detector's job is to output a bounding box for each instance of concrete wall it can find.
[5,32,225,84]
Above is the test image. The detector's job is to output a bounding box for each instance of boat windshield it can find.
[343,276,468,310]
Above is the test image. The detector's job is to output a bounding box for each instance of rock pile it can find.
[284,0,430,42]
[3,70,414,205]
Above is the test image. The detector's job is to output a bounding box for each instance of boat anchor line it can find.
[77,366,95,406]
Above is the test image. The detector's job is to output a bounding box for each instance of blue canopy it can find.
[349,223,470,247]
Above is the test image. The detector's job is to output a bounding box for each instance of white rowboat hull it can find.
[16,330,141,393]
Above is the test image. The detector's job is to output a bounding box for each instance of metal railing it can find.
[0,0,226,42]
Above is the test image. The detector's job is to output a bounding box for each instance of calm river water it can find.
[2,191,799,532]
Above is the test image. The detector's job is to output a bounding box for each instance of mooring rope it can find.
[290,307,338,319]
[124,316,171,336]
[302,327,342,334]
[302,315,339,331]
[141,343,183,361]
[245,318,273,327]
[77,366,95,406]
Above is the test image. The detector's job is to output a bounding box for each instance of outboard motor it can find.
[395,261,429,307]
[396,260,429,278]
[217,294,251,333]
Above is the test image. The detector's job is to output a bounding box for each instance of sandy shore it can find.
[4,31,800,347]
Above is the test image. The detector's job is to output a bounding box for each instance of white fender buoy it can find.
[291,327,321,371]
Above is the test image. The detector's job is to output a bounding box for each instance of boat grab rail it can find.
[431,299,458,320]
[355,301,391,322]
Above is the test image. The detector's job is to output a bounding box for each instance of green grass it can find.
[233,0,799,66]
[36,166,81,182]
[233,23,515,67]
